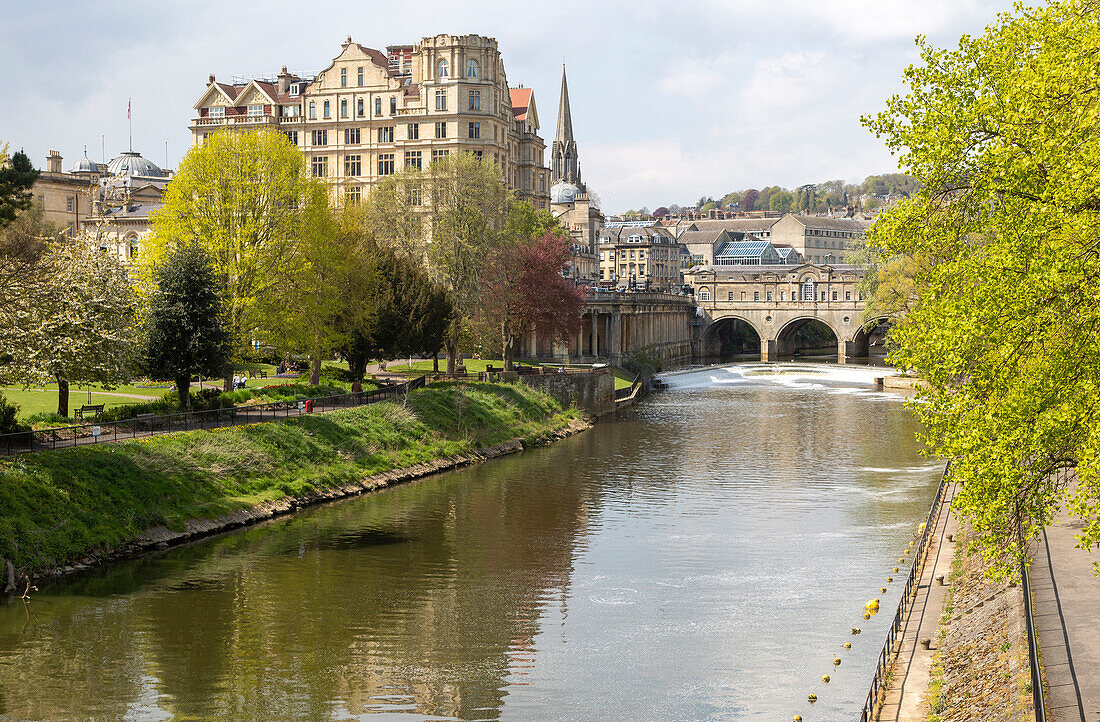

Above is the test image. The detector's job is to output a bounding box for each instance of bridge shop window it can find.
[832,291,838,301]
[845,291,851,301]
[780,291,786,301]
[754,291,760,301]
[698,288,711,301]
[767,291,773,301]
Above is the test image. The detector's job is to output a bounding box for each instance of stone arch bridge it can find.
[687,263,886,363]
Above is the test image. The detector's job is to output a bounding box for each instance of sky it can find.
[2,0,1020,213]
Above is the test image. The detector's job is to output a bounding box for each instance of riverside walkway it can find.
[875,482,959,721]
[1030,474,1100,722]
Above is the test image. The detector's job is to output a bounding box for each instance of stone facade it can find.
[685,262,881,362]
[31,149,165,263]
[191,34,550,208]
[598,223,683,291]
[768,214,871,264]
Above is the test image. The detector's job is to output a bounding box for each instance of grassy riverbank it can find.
[0,381,582,575]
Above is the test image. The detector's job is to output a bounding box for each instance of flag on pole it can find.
[128,99,131,119]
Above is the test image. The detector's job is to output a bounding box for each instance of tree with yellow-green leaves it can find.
[861,0,1100,572]
[146,129,333,388]
[364,152,526,373]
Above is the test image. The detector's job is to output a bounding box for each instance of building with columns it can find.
[30,148,167,263]
[190,34,550,208]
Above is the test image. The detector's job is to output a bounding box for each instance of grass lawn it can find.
[612,368,636,390]
[0,381,580,572]
[1,389,153,419]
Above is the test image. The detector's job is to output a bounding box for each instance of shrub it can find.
[0,392,29,434]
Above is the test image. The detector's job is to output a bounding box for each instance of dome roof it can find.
[70,155,99,174]
[106,151,166,179]
[550,181,581,205]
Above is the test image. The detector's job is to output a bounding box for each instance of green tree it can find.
[0,201,56,332]
[769,190,794,213]
[0,146,39,227]
[862,0,1100,571]
[144,245,232,410]
[2,239,136,416]
[147,129,329,389]
[422,153,514,372]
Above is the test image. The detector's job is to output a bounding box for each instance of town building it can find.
[598,221,683,291]
[547,66,603,285]
[190,34,550,208]
[684,262,863,305]
[30,148,168,263]
[766,215,871,264]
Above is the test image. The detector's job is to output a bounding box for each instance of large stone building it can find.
[548,66,603,285]
[191,34,550,208]
[675,214,871,264]
[30,148,168,263]
[598,221,683,291]
[768,214,871,264]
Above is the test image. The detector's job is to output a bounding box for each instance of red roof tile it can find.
[510,88,532,120]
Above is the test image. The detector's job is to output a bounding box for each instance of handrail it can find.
[0,376,426,456]
[859,460,952,722]
[1020,543,1047,722]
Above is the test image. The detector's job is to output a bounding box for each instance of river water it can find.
[0,364,941,721]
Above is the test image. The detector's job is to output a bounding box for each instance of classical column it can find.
[610,312,622,364]
[591,313,599,358]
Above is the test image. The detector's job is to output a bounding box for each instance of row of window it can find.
[304,87,487,121]
[696,288,857,302]
[311,149,457,177]
[600,266,681,280]
[301,121,489,146]
[337,58,480,89]
[600,248,678,261]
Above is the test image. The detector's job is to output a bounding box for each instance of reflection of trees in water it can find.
[0,438,601,721]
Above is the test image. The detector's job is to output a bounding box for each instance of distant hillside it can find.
[623,173,921,217]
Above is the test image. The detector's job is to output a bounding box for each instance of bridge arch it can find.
[772,316,841,361]
[702,314,763,361]
[848,316,894,359]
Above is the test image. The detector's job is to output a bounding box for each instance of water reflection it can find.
[0,364,940,720]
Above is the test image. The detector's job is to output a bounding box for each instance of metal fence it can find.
[859,460,952,722]
[0,377,426,456]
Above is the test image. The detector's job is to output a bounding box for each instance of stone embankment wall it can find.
[514,369,616,417]
[925,525,1033,720]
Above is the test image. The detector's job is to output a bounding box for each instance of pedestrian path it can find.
[1030,477,1100,722]
[876,483,958,721]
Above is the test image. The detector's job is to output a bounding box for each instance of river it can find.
[0,363,942,721]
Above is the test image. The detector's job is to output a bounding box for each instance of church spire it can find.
[551,63,583,190]
[555,64,574,145]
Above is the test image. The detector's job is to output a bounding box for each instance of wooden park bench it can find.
[73,404,105,420]
[257,370,268,379]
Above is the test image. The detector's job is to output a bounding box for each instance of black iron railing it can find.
[0,377,425,456]
[859,460,952,722]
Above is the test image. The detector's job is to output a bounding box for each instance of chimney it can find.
[46,149,62,173]
[208,74,215,85]
[278,65,292,95]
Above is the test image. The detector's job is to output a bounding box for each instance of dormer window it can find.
[438,59,449,78]
[248,104,262,117]
[209,106,225,118]
[465,59,479,78]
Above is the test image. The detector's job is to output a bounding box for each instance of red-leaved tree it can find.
[475,232,585,371]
